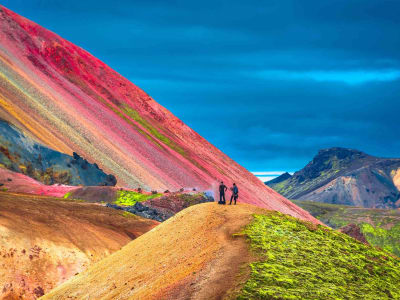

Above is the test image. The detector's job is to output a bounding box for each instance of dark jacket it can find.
[219,184,227,194]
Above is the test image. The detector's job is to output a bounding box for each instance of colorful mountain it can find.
[42,203,400,300]
[0,118,116,186]
[0,5,316,222]
[0,191,158,300]
[266,147,400,208]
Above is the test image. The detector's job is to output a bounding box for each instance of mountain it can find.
[42,203,400,300]
[266,147,400,208]
[0,5,316,222]
[0,118,116,186]
[265,171,292,185]
[0,192,158,299]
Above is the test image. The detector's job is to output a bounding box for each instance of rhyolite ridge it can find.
[0,5,317,223]
[267,147,400,208]
[0,119,116,186]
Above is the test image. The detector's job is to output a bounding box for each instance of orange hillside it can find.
[0,192,158,299]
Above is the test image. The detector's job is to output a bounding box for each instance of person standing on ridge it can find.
[230,183,239,205]
[218,181,227,204]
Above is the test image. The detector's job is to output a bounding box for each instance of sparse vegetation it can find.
[121,211,139,218]
[239,212,400,299]
[360,223,400,257]
[122,105,187,156]
[114,190,162,206]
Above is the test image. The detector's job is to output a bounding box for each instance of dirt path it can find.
[167,205,264,300]
[42,202,268,300]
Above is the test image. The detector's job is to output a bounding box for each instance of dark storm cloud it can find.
[3,0,400,173]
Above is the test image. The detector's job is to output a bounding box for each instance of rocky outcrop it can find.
[0,119,116,186]
[339,224,369,245]
[106,192,214,222]
[107,202,167,222]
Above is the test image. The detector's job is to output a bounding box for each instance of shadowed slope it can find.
[0,119,116,186]
[0,192,158,299]
[0,5,317,223]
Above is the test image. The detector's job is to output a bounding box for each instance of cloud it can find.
[252,171,288,176]
[256,176,278,182]
[252,172,295,182]
[256,69,400,85]
[252,172,294,183]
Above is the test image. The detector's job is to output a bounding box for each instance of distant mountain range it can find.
[266,147,400,209]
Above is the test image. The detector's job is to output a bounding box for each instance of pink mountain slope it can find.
[0,168,78,197]
[0,5,318,223]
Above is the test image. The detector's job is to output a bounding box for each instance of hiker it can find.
[218,181,227,204]
[230,183,239,205]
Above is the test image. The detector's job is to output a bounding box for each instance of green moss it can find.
[360,223,400,257]
[238,212,400,300]
[178,193,205,205]
[61,192,84,202]
[272,181,293,194]
[114,190,162,206]
[121,211,139,218]
[292,200,400,257]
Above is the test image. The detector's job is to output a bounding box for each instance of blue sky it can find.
[3,0,400,181]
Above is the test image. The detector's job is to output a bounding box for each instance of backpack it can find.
[233,186,238,194]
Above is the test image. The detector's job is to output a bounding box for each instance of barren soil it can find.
[0,192,158,299]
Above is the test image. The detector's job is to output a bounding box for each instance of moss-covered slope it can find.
[293,200,400,257]
[239,212,400,299]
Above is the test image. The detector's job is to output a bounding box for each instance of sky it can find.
[3,0,400,181]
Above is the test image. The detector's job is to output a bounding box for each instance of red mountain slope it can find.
[0,5,318,223]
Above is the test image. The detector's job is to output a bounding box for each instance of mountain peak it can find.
[299,147,373,180]
[316,147,369,160]
[265,172,292,185]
